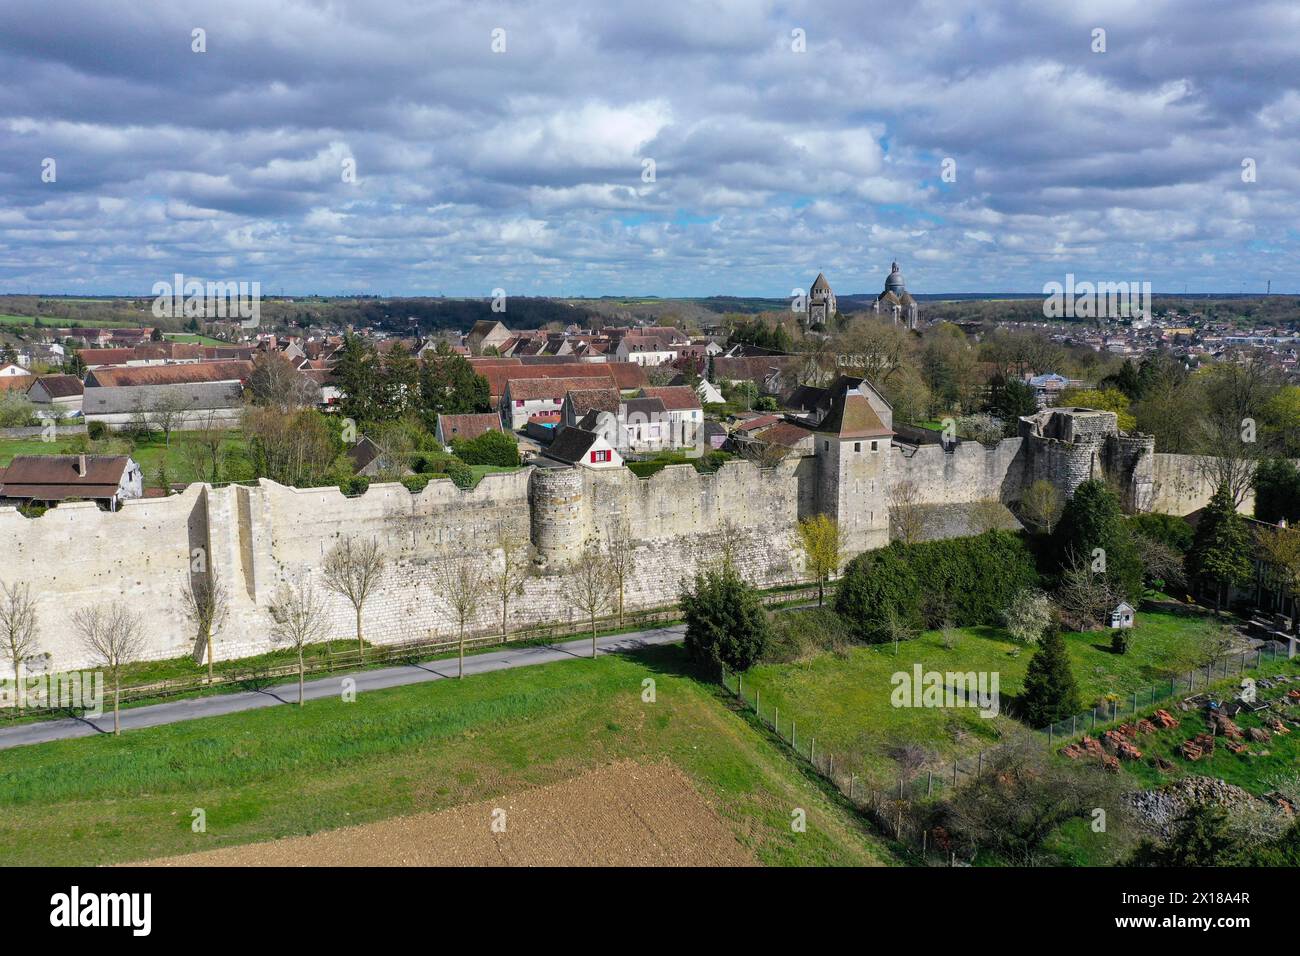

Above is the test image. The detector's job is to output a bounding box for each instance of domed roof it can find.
[884,261,906,294]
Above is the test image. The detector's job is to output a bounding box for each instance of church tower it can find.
[808,272,836,328]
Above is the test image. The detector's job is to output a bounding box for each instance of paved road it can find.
[0,625,686,752]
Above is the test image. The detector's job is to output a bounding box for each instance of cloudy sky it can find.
[1,0,1297,297]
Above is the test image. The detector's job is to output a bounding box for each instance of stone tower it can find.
[808,272,836,328]
[814,378,894,554]
[529,463,585,567]
[1019,407,1155,511]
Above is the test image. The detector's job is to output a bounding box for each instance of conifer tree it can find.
[1020,628,1080,726]
[1187,482,1252,614]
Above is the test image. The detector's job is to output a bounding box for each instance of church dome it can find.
[884,261,906,294]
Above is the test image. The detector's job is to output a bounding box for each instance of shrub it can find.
[339,476,370,496]
[1001,588,1055,644]
[693,450,733,474]
[400,475,429,494]
[86,421,108,440]
[763,608,854,663]
[680,564,771,672]
[754,395,779,412]
[451,428,519,467]
[442,458,474,489]
[835,530,1039,642]
[1127,512,1194,553]
[1110,629,1129,655]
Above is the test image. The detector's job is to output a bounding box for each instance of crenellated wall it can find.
[1,406,1187,672]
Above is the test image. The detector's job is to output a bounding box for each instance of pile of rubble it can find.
[1125,775,1272,839]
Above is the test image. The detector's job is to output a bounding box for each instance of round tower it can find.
[529,465,585,566]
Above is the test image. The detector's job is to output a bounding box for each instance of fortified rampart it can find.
[1,406,1196,672]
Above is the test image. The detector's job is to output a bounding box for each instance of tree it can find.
[985,373,1038,424]
[73,605,145,734]
[179,410,231,483]
[1020,629,1080,727]
[1257,525,1300,633]
[1054,551,1122,630]
[322,538,386,658]
[890,480,926,545]
[268,573,328,706]
[242,406,339,486]
[679,564,771,673]
[0,581,39,714]
[1253,458,1300,525]
[333,334,383,423]
[568,538,611,659]
[603,517,635,627]
[489,523,532,641]
[380,342,420,415]
[181,568,230,682]
[1129,804,1236,867]
[147,390,191,446]
[418,342,489,426]
[248,352,317,410]
[437,546,485,678]
[796,514,841,606]
[451,429,519,467]
[1187,483,1252,614]
[1192,356,1281,506]
[1052,479,1143,603]
[1020,479,1063,534]
[1002,588,1054,644]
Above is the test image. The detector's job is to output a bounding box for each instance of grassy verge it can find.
[0,431,253,489]
[0,645,896,867]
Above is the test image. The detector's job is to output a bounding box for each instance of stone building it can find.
[808,272,836,328]
[873,261,919,330]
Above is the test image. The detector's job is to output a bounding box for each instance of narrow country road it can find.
[0,625,686,752]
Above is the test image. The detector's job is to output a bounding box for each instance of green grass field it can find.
[0,314,128,329]
[0,432,254,488]
[743,607,1235,787]
[0,645,896,867]
[163,333,227,345]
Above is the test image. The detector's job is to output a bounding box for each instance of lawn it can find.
[742,606,1237,788]
[0,431,254,488]
[0,314,131,329]
[0,645,897,867]
[163,333,227,346]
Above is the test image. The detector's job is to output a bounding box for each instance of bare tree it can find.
[604,516,636,627]
[889,480,926,545]
[73,605,144,734]
[569,538,612,658]
[181,567,230,682]
[147,391,191,447]
[490,523,532,642]
[268,574,328,706]
[179,409,231,484]
[437,547,486,678]
[1193,356,1280,506]
[322,537,386,659]
[1020,479,1063,534]
[968,499,1009,535]
[0,581,39,715]
[1054,552,1121,630]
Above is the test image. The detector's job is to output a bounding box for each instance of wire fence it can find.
[721,636,1300,861]
[1038,639,1296,745]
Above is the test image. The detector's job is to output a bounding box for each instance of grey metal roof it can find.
[82,381,245,415]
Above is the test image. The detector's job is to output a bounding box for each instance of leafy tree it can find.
[680,564,771,673]
[1253,458,1300,525]
[1001,588,1054,644]
[1020,479,1063,534]
[1187,482,1252,614]
[1060,387,1135,432]
[418,341,489,426]
[1052,479,1144,603]
[796,514,841,606]
[1127,512,1194,553]
[333,334,383,423]
[380,342,420,415]
[1099,359,1142,400]
[451,428,518,467]
[1019,628,1080,726]
[985,373,1038,424]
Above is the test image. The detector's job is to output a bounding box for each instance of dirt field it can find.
[134,760,758,867]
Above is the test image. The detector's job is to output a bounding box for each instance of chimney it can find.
[77,454,87,478]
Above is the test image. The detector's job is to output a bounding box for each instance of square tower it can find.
[815,379,894,556]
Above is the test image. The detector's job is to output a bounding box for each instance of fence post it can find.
[792,721,796,752]
[977,751,983,778]
[927,771,933,796]
[1048,724,1053,748]
[953,759,958,786]
[850,774,856,800]
[775,707,779,738]
[1132,692,1137,714]
[738,674,742,699]
[811,737,816,765]
[755,689,759,718]
[1071,715,1076,737]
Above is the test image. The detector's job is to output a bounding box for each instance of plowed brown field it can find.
[133,760,757,867]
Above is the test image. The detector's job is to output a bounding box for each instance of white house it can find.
[1110,601,1136,629]
[541,426,623,470]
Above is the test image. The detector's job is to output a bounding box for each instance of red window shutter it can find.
[590,450,597,463]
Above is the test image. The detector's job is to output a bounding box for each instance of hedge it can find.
[835,530,1040,642]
